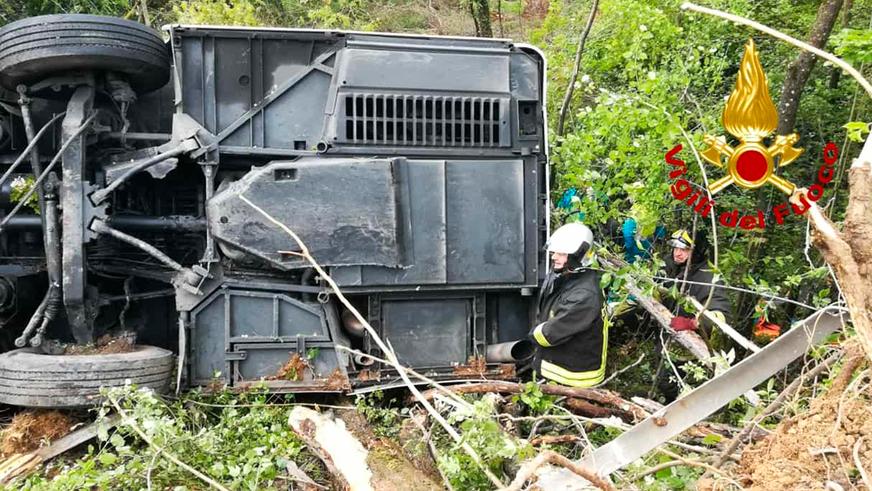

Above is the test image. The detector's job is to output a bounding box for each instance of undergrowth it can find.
[12,385,324,490]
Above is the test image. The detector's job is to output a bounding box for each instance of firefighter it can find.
[530,223,607,387]
[661,229,731,335]
[653,229,732,401]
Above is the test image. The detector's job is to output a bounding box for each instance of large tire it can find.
[0,14,170,93]
[0,345,174,407]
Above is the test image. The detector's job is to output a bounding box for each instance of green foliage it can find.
[1,0,132,24]
[173,0,260,25]
[9,175,40,215]
[832,27,872,65]
[511,381,556,415]
[355,389,403,438]
[17,385,319,490]
[844,121,871,142]
[436,396,533,491]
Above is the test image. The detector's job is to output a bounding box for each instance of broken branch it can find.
[109,396,229,491]
[502,450,615,491]
[418,381,649,420]
[239,194,506,489]
[287,407,373,491]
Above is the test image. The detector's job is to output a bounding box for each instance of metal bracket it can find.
[225,351,247,361]
[61,85,96,344]
[190,49,337,159]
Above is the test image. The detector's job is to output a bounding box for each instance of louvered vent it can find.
[342,94,504,147]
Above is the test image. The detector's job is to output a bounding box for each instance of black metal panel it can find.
[190,291,226,383]
[381,298,469,367]
[189,288,331,385]
[445,160,525,283]
[336,44,510,93]
[261,71,331,150]
[207,157,410,270]
[233,343,340,381]
[332,158,527,287]
[177,32,334,151]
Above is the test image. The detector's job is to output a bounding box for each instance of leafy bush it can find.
[16,385,322,490]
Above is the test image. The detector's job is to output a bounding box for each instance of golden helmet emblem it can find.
[701,39,803,195]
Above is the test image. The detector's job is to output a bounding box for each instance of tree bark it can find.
[469,0,493,37]
[418,380,650,420]
[777,0,844,135]
[794,134,872,362]
[829,0,852,89]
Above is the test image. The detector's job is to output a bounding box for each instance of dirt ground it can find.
[0,410,75,456]
[62,333,136,355]
[737,353,872,490]
[338,409,444,491]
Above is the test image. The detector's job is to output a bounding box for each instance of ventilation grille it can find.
[342,94,503,147]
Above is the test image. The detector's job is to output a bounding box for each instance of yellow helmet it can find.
[667,229,694,249]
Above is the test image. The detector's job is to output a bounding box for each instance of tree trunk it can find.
[777,0,844,135]
[469,0,493,37]
[828,0,852,89]
[556,0,599,137]
[797,133,872,362]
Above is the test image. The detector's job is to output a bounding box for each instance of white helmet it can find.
[546,223,594,268]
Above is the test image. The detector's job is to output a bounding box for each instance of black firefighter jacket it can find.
[532,268,606,387]
[661,257,731,319]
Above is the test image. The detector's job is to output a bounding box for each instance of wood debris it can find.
[288,406,374,491]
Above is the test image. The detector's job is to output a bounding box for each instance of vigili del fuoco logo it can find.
[665,39,839,230]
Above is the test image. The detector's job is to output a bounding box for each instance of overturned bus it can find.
[0,14,548,406]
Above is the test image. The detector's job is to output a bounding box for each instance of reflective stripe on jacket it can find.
[532,268,606,387]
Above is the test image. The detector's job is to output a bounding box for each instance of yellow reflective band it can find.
[533,323,551,347]
[541,359,605,381]
[541,363,604,388]
[539,307,610,388]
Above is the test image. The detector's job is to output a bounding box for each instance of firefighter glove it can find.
[669,316,697,332]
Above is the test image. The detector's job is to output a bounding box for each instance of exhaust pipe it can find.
[486,339,535,363]
[341,309,367,338]
[354,353,376,367]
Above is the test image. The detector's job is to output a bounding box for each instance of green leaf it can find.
[843,121,870,143]
[97,452,117,466]
[109,433,125,450]
[600,272,612,288]
[702,434,722,446]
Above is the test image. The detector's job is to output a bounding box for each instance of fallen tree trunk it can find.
[418,381,649,420]
[288,406,374,491]
[622,281,712,362]
[598,256,712,362]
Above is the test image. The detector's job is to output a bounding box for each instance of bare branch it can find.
[502,450,615,491]
[239,194,506,489]
[556,0,599,136]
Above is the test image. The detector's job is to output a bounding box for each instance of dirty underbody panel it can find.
[0,19,549,399]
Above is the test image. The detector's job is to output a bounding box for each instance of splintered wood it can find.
[288,406,374,491]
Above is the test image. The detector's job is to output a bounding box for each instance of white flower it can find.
[581,74,591,83]
[647,71,657,80]
[639,24,648,32]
